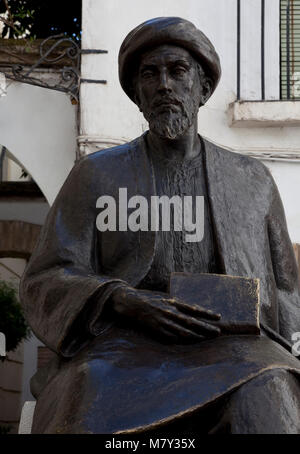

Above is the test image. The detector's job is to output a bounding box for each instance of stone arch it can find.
[0,79,77,204]
[0,221,41,260]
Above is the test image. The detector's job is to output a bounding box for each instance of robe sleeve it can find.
[20,157,127,357]
[267,178,300,341]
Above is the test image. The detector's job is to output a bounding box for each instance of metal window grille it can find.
[281,0,300,99]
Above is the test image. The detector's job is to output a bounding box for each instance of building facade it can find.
[1,0,300,433]
[80,0,300,243]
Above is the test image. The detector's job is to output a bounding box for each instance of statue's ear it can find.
[196,62,213,107]
[200,77,213,106]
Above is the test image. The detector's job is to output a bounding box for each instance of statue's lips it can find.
[152,100,181,112]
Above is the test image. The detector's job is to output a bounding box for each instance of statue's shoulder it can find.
[70,136,143,184]
[83,136,142,166]
[203,138,273,181]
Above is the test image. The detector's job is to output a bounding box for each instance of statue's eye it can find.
[141,69,156,79]
[171,66,189,78]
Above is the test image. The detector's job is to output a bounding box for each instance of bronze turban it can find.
[118,17,221,103]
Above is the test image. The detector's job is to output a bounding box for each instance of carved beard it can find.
[141,97,199,140]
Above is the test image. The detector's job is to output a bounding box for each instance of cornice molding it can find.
[78,135,300,162]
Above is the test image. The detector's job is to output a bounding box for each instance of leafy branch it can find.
[0,0,35,39]
[0,1,81,41]
[0,279,30,358]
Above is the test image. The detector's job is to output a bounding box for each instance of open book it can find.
[169,273,260,335]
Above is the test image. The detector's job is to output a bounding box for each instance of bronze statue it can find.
[20,17,300,434]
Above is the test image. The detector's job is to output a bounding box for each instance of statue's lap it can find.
[32,328,300,434]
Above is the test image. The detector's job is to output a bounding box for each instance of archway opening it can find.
[0,145,50,434]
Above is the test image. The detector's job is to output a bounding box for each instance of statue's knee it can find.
[222,369,300,433]
[255,369,299,392]
[231,369,300,405]
[257,368,294,385]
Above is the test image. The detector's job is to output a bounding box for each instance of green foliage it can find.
[0,0,36,39]
[0,0,81,41]
[0,279,30,354]
[0,425,11,434]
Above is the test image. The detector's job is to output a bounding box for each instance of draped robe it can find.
[20,133,300,434]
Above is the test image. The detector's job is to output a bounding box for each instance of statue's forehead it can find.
[139,44,194,66]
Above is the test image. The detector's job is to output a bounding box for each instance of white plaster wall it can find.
[264,160,300,244]
[0,81,77,204]
[240,0,262,100]
[81,0,237,142]
[81,0,300,243]
[81,0,285,145]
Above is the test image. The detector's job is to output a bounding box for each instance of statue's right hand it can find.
[110,285,221,342]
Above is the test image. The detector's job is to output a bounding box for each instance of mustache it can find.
[152,96,183,109]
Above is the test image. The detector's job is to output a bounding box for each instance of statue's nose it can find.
[157,70,172,93]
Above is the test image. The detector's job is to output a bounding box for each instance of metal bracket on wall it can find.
[80,49,108,87]
[80,79,107,84]
[1,35,108,102]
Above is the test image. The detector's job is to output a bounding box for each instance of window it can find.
[281,0,300,99]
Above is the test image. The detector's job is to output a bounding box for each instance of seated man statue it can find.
[20,17,300,434]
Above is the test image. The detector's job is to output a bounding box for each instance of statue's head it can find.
[119,17,221,139]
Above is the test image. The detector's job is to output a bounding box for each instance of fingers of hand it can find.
[165,298,221,321]
[161,309,221,337]
[160,319,206,341]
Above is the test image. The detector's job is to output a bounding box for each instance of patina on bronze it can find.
[20,17,300,434]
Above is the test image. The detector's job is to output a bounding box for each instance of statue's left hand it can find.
[110,285,221,342]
